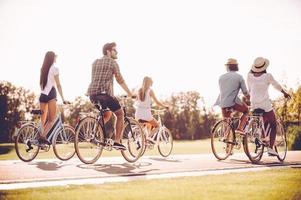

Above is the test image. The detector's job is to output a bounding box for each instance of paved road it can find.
[0,151,300,190]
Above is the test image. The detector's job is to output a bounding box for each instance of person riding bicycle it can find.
[247,57,291,156]
[215,58,250,135]
[135,76,169,143]
[39,51,68,144]
[87,42,134,151]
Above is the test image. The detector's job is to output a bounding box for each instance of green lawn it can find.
[1,168,300,200]
[0,139,216,160]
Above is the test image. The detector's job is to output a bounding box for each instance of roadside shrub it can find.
[287,125,301,150]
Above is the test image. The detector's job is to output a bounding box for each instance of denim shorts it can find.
[90,94,121,112]
[39,87,57,103]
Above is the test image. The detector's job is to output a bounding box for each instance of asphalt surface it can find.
[0,151,300,190]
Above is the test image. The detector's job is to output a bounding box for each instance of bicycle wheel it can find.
[15,124,40,162]
[121,118,145,163]
[74,116,104,164]
[243,119,264,163]
[275,121,287,162]
[158,127,173,157]
[53,124,76,161]
[211,120,234,160]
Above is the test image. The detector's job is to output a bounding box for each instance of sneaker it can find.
[112,142,127,151]
[267,147,278,156]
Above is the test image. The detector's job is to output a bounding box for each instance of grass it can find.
[0,139,214,160]
[0,168,300,200]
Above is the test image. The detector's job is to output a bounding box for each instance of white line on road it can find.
[1,164,300,190]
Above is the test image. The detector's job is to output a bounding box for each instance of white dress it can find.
[247,73,282,112]
[135,89,153,121]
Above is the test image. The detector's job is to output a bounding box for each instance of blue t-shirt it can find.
[215,71,248,108]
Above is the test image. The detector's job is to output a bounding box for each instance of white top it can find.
[247,73,282,112]
[41,65,59,95]
[135,89,153,121]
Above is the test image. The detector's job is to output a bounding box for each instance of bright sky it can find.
[1,0,301,108]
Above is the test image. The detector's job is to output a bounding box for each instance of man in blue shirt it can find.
[215,58,250,134]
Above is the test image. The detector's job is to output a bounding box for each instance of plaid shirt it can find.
[87,56,125,96]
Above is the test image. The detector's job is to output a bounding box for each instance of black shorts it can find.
[90,94,121,112]
[39,87,57,103]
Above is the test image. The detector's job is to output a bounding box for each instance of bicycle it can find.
[211,108,244,160]
[15,104,76,162]
[138,109,173,157]
[243,108,287,163]
[74,96,145,164]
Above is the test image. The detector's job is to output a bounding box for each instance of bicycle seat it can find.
[31,109,43,115]
[252,108,265,116]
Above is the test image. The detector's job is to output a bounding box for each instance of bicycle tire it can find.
[275,120,287,162]
[157,126,173,157]
[15,123,40,162]
[211,120,234,160]
[53,124,76,161]
[243,119,264,163]
[121,118,145,163]
[74,116,104,164]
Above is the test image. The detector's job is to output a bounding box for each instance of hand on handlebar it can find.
[282,90,291,99]
[63,100,71,104]
[284,93,291,99]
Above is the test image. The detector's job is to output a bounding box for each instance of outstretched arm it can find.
[268,73,291,99]
[54,75,66,103]
[114,62,133,97]
[150,89,168,108]
[119,82,133,97]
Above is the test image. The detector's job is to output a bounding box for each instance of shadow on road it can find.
[29,161,70,171]
[148,157,182,163]
[76,162,159,175]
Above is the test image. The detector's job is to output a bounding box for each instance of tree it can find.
[0,81,36,142]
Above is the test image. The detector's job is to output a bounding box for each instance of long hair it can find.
[40,51,56,90]
[138,76,152,101]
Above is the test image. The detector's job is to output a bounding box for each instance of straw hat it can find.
[225,58,238,66]
[251,57,269,72]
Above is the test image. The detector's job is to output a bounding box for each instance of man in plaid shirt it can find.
[87,42,133,150]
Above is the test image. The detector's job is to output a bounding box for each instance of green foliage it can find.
[0,81,36,142]
[287,125,301,150]
[274,85,301,122]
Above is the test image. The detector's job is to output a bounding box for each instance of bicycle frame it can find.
[141,109,166,145]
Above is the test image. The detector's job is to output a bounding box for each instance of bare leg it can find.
[103,111,112,124]
[148,118,159,136]
[42,100,57,139]
[40,103,48,132]
[237,113,249,131]
[113,108,124,142]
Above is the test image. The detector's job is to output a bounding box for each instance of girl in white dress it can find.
[135,76,168,129]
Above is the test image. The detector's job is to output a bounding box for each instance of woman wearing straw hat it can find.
[247,57,291,156]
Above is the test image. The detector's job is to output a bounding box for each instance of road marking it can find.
[1,164,300,190]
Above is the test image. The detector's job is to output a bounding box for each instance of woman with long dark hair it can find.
[39,51,67,143]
